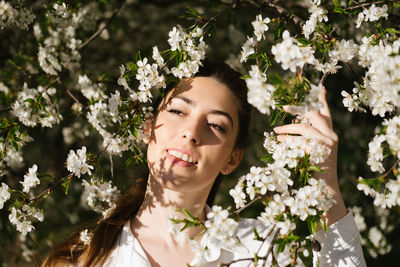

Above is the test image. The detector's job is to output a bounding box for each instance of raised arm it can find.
[273,86,346,226]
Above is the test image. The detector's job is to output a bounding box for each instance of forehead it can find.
[166,77,239,116]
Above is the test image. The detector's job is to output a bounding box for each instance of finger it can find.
[274,124,336,147]
[302,110,333,133]
[318,86,331,118]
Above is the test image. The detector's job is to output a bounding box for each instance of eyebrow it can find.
[173,95,234,129]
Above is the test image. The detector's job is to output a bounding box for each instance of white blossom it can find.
[302,4,327,39]
[78,75,105,101]
[0,182,11,209]
[329,39,358,62]
[251,14,270,41]
[367,134,385,173]
[350,206,367,232]
[285,83,323,115]
[79,229,92,245]
[0,2,35,30]
[81,178,120,217]
[356,4,388,28]
[38,45,62,76]
[271,30,315,72]
[229,176,247,209]
[9,205,44,237]
[245,65,276,114]
[204,205,240,251]
[12,83,62,128]
[239,36,256,63]
[20,164,40,193]
[66,146,93,178]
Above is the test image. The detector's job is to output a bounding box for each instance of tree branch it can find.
[233,195,264,216]
[344,0,398,11]
[262,0,304,26]
[201,0,239,30]
[79,0,126,50]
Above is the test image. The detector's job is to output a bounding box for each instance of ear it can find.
[221,149,244,175]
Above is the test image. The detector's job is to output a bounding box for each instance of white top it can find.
[103,211,366,267]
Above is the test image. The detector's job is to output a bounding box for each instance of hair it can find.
[41,61,251,267]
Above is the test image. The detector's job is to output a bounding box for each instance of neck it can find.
[131,175,211,243]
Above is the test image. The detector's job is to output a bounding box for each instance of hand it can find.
[273,86,347,226]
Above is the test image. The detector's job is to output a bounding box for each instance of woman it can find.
[43,62,365,266]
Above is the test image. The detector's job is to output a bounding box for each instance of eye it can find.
[167,109,184,116]
[207,122,226,133]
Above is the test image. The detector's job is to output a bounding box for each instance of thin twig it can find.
[30,174,73,204]
[220,255,269,267]
[201,0,239,30]
[234,195,264,216]
[109,153,114,179]
[344,0,398,11]
[292,242,299,266]
[343,62,363,84]
[263,1,304,26]
[66,89,81,105]
[78,0,126,50]
[381,158,400,181]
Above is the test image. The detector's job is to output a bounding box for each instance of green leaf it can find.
[23,98,35,104]
[182,208,196,220]
[11,140,19,152]
[61,178,72,195]
[136,51,142,62]
[277,239,287,253]
[297,38,312,46]
[307,218,318,235]
[384,28,400,34]
[124,157,133,167]
[357,178,381,187]
[269,109,279,126]
[253,227,263,241]
[308,165,322,173]
[333,6,348,14]
[260,154,273,163]
[130,125,138,138]
[320,218,328,232]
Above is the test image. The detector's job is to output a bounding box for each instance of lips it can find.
[166,149,198,165]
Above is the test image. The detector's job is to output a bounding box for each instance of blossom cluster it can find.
[12,83,62,128]
[342,38,400,117]
[66,146,93,178]
[20,164,40,193]
[0,182,10,209]
[240,14,270,63]
[351,206,393,259]
[9,204,44,237]
[81,178,120,217]
[245,65,276,115]
[203,205,239,250]
[37,2,100,75]
[0,127,32,171]
[272,30,316,73]
[0,1,35,30]
[302,0,328,39]
[356,116,400,208]
[355,4,388,28]
[168,26,206,78]
[230,133,333,236]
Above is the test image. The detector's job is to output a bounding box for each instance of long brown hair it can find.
[42,61,251,266]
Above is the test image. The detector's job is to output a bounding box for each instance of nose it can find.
[181,120,201,145]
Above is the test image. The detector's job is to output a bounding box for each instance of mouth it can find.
[166,149,198,164]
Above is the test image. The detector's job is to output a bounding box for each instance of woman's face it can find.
[146,77,243,193]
